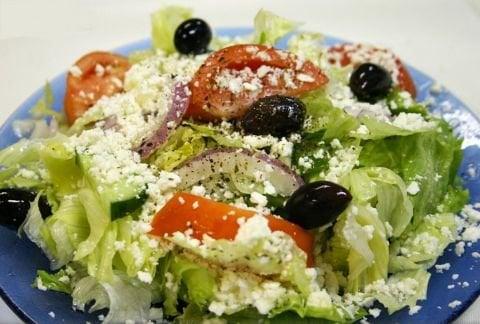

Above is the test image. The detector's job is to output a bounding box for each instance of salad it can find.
[0,6,478,323]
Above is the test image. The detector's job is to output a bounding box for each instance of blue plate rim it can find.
[0,26,479,323]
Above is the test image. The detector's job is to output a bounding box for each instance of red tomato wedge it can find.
[64,51,131,124]
[186,44,328,121]
[150,192,314,266]
[327,43,416,98]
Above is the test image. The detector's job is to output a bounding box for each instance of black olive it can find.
[281,181,352,229]
[349,63,392,103]
[174,18,212,55]
[240,95,306,137]
[0,188,51,230]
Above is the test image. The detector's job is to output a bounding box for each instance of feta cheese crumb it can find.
[472,252,480,258]
[137,271,153,283]
[69,65,82,77]
[368,308,381,318]
[114,240,126,251]
[448,284,455,289]
[250,191,268,207]
[435,263,451,273]
[452,273,459,280]
[408,305,422,315]
[191,185,206,196]
[406,181,420,195]
[448,300,462,309]
[48,311,55,318]
[192,201,199,209]
[455,241,466,257]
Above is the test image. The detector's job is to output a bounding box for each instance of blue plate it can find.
[1,28,479,324]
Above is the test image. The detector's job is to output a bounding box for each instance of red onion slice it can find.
[136,82,190,159]
[176,148,304,197]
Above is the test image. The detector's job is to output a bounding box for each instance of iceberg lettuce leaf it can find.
[253,9,298,46]
[151,6,193,54]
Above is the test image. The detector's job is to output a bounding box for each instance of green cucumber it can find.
[76,152,147,220]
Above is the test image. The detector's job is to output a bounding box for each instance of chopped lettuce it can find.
[368,269,430,314]
[288,32,324,66]
[389,212,456,272]
[72,274,152,322]
[347,167,413,238]
[323,167,413,293]
[149,123,243,171]
[360,119,467,225]
[301,91,359,139]
[253,9,298,46]
[39,136,82,196]
[387,89,428,116]
[35,269,72,294]
[74,187,110,261]
[151,6,193,54]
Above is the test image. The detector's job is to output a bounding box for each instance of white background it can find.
[0,0,479,323]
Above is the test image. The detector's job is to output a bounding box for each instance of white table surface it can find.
[0,0,479,323]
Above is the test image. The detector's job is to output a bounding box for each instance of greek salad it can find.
[1,6,478,323]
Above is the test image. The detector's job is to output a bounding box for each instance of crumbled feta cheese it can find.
[368,308,381,318]
[448,284,455,289]
[69,65,82,77]
[406,181,420,195]
[263,180,276,195]
[435,263,451,273]
[95,64,105,77]
[472,252,480,258]
[114,240,126,251]
[250,192,268,208]
[448,300,462,309]
[452,273,459,280]
[191,185,206,197]
[408,305,422,315]
[192,201,199,209]
[137,271,153,283]
[455,241,465,256]
[235,215,271,243]
[48,311,55,318]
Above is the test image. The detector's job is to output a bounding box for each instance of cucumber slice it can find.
[76,152,147,220]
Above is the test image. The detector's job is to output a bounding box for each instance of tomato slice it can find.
[327,43,416,98]
[64,51,131,124]
[186,44,328,121]
[150,192,314,266]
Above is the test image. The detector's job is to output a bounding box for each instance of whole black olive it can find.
[174,18,212,55]
[349,63,392,103]
[0,188,51,230]
[240,95,306,137]
[281,181,352,229]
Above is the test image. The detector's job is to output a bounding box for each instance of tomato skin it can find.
[64,51,130,124]
[150,192,314,266]
[186,44,328,121]
[328,43,416,98]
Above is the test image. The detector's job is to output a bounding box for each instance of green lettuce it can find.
[151,6,193,54]
[368,269,430,314]
[43,194,89,268]
[347,167,413,237]
[72,274,152,322]
[387,89,428,116]
[360,119,468,225]
[253,9,298,46]
[323,167,413,293]
[74,187,110,261]
[35,269,72,294]
[389,212,456,272]
[149,123,243,171]
[288,32,324,66]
